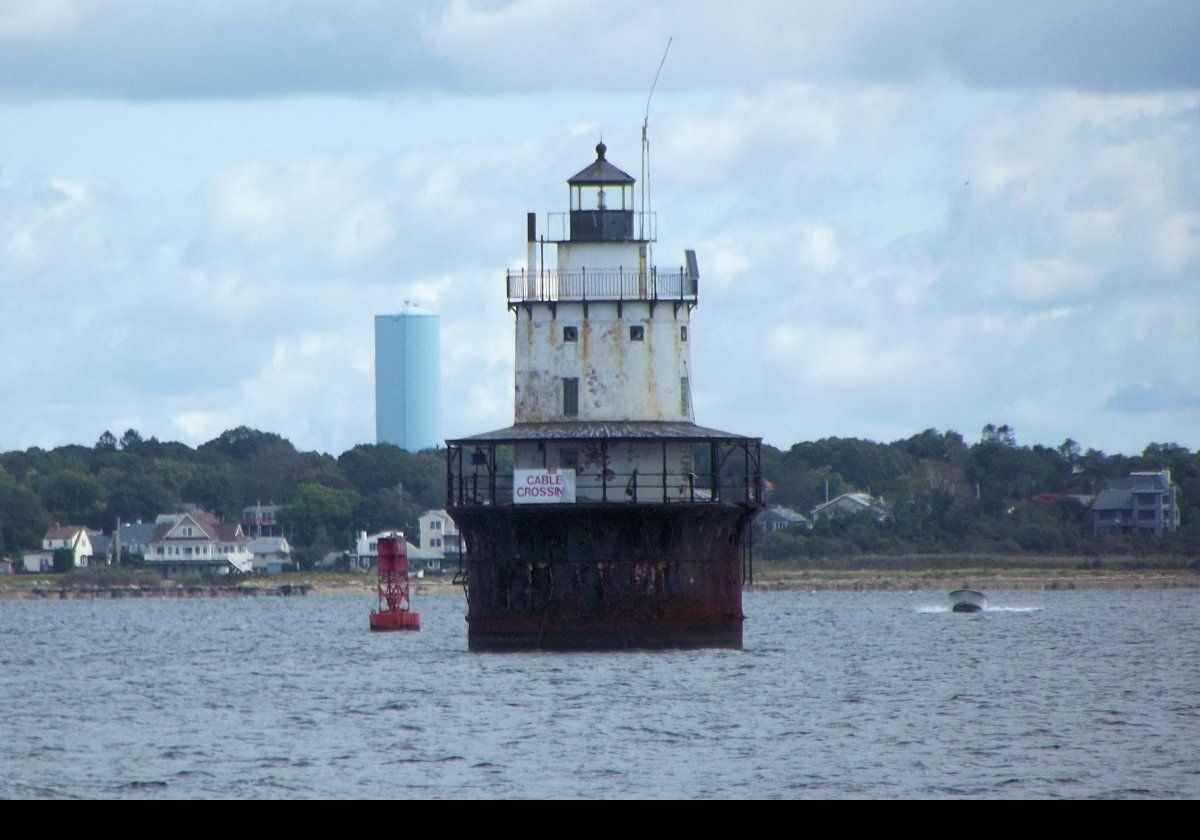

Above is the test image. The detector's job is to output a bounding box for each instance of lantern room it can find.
[567,142,636,242]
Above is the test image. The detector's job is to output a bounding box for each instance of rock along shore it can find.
[1,582,312,600]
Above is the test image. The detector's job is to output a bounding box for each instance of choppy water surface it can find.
[2,589,1198,798]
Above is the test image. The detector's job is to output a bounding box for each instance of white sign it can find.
[513,469,576,504]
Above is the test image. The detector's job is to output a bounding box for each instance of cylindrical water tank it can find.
[374,306,440,451]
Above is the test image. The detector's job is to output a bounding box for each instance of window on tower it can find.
[563,326,578,342]
[629,325,644,341]
[563,378,579,417]
[681,377,690,416]
[681,325,688,342]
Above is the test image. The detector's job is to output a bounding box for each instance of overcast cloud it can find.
[1,1,1197,456]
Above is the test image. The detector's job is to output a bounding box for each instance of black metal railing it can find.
[506,267,697,304]
[446,441,763,509]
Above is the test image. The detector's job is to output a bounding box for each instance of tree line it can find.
[0,427,444,568]
[1,424,1197,567]
[756,428,1199,561]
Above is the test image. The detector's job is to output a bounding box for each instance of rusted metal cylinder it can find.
[452,503,755,651]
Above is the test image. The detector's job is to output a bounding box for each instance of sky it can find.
[1,0,1198,457]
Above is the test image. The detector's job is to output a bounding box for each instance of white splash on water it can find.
[916,605,1042,614]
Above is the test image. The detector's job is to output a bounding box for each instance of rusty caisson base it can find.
[450,503,756,652]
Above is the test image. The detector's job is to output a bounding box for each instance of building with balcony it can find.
[1091,469,1180,536]
[145,511,253,575]
[242,503,281,538]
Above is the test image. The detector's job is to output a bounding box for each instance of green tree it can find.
[52,548,75,573]
[94,431,118,451]
[278,483,359,547]
[102,468,179,523]
[119,429,145,452]
[353,487,424,538]
[182,464,243,521]
[0,477,52,552]
[39,471,107,528]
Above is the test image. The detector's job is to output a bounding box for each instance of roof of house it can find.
[118,522,158,545]
[1092,471,1174,512]
[811,493,888,517]
[407,543,442,561]
[247,536,290,555]
[761,506,809,523]
[44,524,87,541]
[150,510,243,543]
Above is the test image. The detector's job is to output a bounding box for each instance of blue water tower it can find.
[375,304,440,451]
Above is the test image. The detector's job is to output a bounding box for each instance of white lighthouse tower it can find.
[447,142,763,651]
[509,142,700,500]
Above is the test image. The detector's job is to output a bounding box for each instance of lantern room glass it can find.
[571,183,630,212]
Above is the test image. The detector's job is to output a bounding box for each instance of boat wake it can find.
[917,605,1041,614]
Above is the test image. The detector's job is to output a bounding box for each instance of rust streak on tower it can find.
[447,143,763,651]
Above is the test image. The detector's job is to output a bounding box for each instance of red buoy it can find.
[369,535,420,631]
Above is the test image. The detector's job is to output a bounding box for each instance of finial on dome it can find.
[596,142,607,160]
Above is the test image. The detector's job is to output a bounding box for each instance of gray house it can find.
[754,506,812,534]
[1091,469,1180,536]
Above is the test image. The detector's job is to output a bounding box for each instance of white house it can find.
[352,530,439,574]
[145,511,253,575]
[247,536,293,574]
[419,509,462,559]
[22,525,94,572]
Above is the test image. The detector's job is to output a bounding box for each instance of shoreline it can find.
[0,575,464,601]
[3,569,1197,599]
[747,570,1200,592]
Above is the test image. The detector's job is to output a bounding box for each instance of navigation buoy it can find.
[369,536,420,631]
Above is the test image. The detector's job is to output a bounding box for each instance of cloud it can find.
[1104,382,1200,415]
[0,0,89,37]
[1,1,1197,101]
[1,25,1198,458]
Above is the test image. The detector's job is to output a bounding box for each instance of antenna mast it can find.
[640,37,672,248]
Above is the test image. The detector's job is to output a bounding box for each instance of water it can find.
[2,589,1198,798]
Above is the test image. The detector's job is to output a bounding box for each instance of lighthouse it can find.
[447,142,764,651]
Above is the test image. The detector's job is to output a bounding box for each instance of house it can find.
[247,536,293,574]
[810,493,890,522]
[22,525,94,572]
[242,503,282,538]
[1091,469,1180,536]
[419,509,462,560]
[754,506,812,534]
[350,530,438,574]
[117,521,158,562]
[88,532,114,566]
[144,511,253,575]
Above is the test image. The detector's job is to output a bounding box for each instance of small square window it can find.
[563,326,578,342]
[629,325,644,341]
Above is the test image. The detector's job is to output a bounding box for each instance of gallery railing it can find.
[506,267,697,304]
